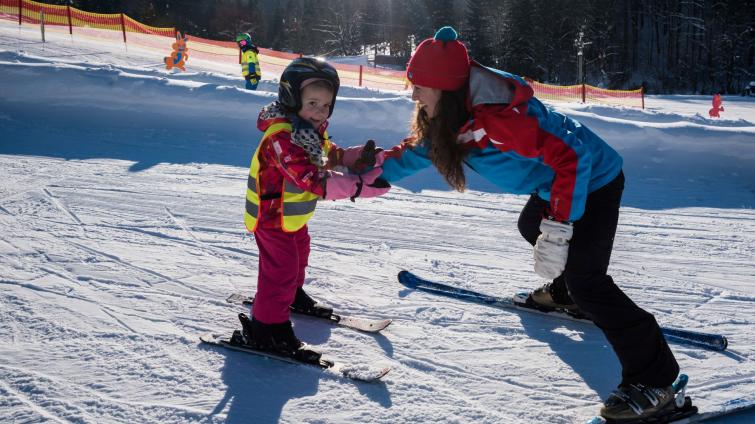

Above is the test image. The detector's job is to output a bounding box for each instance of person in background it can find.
[235,33,261,90]
[377,26,680,422]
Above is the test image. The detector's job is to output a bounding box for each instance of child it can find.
[236,57,390,358]
[235,33,261,90]
[378,27,680,422]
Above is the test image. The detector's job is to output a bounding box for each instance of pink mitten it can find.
[341,145,365,168]
[324,168,390,201]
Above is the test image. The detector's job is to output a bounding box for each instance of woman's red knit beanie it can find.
[406,26,470,91]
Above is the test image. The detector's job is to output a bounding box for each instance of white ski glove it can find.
[534,218,573,279]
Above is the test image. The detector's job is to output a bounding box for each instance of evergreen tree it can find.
[465,0,496,66]
[504,0,538,79]
[266,1,285,50]
[388,0,421,58]
[422,0,456,29]
[362,0,388,56]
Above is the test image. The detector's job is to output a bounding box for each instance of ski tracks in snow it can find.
[42,187,83,225]
[1,25,753,421]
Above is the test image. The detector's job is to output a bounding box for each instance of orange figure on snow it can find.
[708,93,724,118]
[164,32,189,71]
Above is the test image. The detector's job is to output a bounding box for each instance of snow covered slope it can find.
[1,21,754,423]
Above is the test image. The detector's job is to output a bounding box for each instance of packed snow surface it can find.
[1,21,754,423]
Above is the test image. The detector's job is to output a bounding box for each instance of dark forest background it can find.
[48,0,754,94]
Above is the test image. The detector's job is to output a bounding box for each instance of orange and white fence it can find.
[1,0,643,106]
[527,79,645,108]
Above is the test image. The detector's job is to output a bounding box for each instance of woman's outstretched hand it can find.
[342,140,385,173]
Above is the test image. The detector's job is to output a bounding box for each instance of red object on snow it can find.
[709,94,724,118]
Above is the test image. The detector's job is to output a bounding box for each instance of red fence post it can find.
[66,5,72,35]
[581,84,586,103]
[641,87,645,109]
[359,65,363,87]
[120,13,126,43]
[18,0,22,26]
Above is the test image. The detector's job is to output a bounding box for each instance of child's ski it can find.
[226,292,392,333]
[200,332,391,382]
[397,270,728,352]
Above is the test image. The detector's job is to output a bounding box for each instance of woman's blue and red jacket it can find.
[379,62,623,222]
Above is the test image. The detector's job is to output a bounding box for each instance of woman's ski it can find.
[397,270,728,352]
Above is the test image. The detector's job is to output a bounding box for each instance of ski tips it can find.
[369,319,392,331]
[397,270,419,288]
[199,333,223,345]
[661,329,728,352]
[339,364,392,381]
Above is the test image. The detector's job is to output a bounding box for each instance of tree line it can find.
[49,0,754,94]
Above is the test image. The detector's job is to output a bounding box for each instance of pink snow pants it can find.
[252,225,310,324]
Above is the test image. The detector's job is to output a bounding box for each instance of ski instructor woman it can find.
[376,26,680,422]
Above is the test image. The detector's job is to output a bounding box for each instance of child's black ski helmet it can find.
[279,57,340,117]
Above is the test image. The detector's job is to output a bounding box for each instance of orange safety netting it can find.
[0,0,175,44]
[0,0,17,20]
[361,67,408,91]
[123,14,174,51]
[18,0,67,26]
[184,33,237,62]
[329,61,407,91]
[528,80,584,103]
[70,11,120,31]
[528,78,644,108]
[257,47,303,76]
[585,85,643,107]
[123,14,172,37]
[70,9,123,43]
[331,62,362,86]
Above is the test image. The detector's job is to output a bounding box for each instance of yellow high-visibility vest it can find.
[244,122,330,233]
[241,50,260,78]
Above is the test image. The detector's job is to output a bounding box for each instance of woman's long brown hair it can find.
[410,86,471,191]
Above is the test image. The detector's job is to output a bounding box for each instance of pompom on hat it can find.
[406,26,471,91]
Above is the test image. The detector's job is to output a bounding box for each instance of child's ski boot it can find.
[290,287,333,318]
[232,313,321,363]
